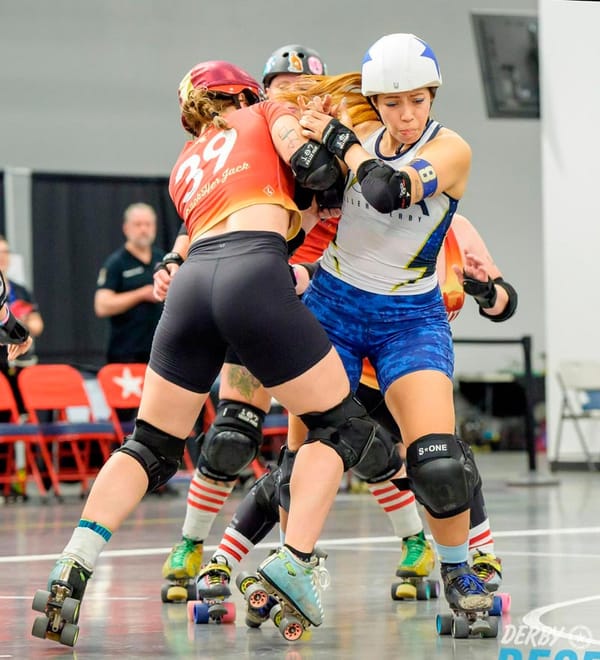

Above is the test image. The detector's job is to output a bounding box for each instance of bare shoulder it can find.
[433,127,472,156]
[355,120,382,142]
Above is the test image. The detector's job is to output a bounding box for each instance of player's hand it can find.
[7,336,33,360]
[452,252,490,284]
[153,267,177,302]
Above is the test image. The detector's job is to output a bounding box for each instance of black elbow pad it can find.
[290,141,343,191]
[0,312,30,345]
[356,159,411,213]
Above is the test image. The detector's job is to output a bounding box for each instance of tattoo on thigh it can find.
[227,365,262,399]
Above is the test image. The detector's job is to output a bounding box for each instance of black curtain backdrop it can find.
[31,173,182,369]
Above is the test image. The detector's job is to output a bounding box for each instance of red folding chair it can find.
[0,371,55,499]
[17,364,117,497]
[98,362,202,474]
[96,363,147,443]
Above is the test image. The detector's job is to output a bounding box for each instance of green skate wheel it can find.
[59,622,79,647]
[32,615,50,639]
[451,616,470,638]
[32,589,51,613]
[436,613,452,635]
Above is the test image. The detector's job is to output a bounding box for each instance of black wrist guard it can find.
[463,275,497,309]
[0,310,30,345]
[321,119,361,159]
[154,251,184,273]
[482,278,518,322]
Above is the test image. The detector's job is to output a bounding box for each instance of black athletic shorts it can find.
[149,231,332,393]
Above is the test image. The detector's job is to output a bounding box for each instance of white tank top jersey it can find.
[320,119,459,296]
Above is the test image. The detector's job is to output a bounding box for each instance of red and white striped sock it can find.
[213,526,254,570]
[181,470,235,541]
[368,481,423,538]
[469,519,495,556]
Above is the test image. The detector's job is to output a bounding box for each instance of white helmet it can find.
[361,33,442,97]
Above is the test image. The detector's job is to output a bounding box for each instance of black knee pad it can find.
[114,419,185,493]
[251,468,280,518]
[276,446,296,513]
[352,425,402,483]
[299,393,377,471]
[405,433,480,519]
[197,399,265,481]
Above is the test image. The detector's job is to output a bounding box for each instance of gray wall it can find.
[0,0,541,374]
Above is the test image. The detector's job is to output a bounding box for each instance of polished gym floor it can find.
[3,452,600,660]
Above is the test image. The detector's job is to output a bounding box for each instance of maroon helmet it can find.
[178,60,263,108]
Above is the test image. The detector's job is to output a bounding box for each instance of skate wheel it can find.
[486,616,499,638]
[427,579,440,599]
[497,592,511,613]
[245,614,263,628]
[192,602,210,624]
[32,615,50,639]
[280,616,304,642]
[416,581,431,600]
[61,597,80,624]
[235,571,258,594]
[166,585,188,603]
[161,584,170,603]
[219,601,236,623]
[187,600,199,622]
[390,582,417,601]
[270,603,283,627]
[490,595,502,616]
[32,589,51,613]
[436,613,452,635]
[187,583,197,601]
[245,582,269,609]
[451,616,470,639]
[59,622,79,647]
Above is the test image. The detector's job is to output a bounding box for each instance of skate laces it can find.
[472,552,501,582]
[403,534,426,565]
[313,556,331,592]
[202,556,230,585]
[171,537,199,564]
[454,570,486,595]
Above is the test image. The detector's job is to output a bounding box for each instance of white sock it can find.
[62,527,108,570]
[469,519,495,557]
[368,481,423,538]
[213,526,254,570]
[182,470,235,541]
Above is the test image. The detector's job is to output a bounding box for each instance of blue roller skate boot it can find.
[31,555,93,647]
[440,561,494,612]
[257,546,329,628]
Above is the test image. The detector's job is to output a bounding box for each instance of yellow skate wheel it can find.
[166,585,188,602]
[391,581,417,601]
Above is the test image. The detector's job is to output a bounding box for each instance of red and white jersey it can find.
[169,101,302,241]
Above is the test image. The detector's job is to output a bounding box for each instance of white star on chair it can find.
[113,367,143,399]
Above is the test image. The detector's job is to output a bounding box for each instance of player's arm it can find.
[452,215,517,322]
[153,227,189,302]
[0,271,30,349]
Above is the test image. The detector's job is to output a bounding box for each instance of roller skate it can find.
[390,531,440,601]
[187,555,236,624]
[241,547,329,641]
[236,571,279,628]
[161,536,203,602]
[436,561,498,639]
[472,550,511,615]
[31,555,92,647]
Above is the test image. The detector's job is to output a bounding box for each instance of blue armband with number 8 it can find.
[410,158,438,198]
